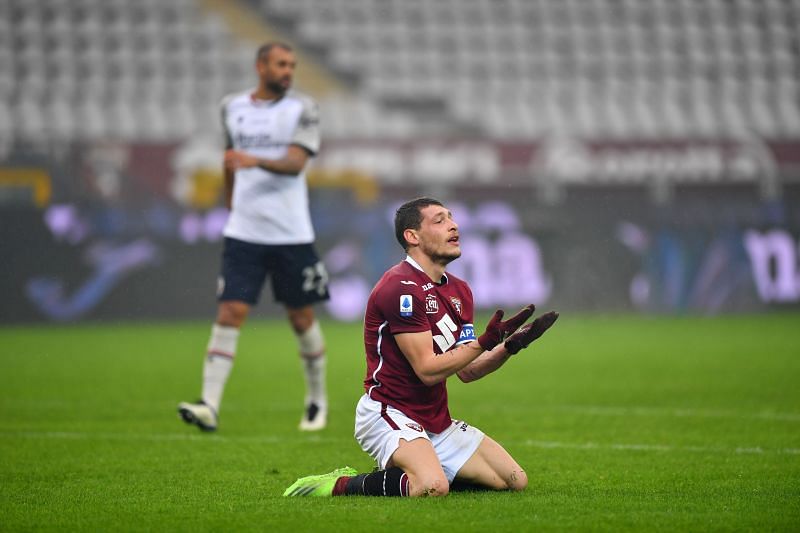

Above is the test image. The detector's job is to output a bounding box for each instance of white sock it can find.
[202,324,239,413]
[297,320,326,408]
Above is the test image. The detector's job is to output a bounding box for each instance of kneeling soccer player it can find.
[283,197,558,497]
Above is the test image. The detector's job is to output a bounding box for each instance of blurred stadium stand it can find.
[2,0,800,321]
[2,0,257,144]
[1,0,799,146]
[259,0,800,140]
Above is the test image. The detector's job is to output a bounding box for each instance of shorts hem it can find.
[378,433,429,471]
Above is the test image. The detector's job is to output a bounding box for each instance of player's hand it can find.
[477,304,535,351]
[224,150,260,170]
[504,311,559,355]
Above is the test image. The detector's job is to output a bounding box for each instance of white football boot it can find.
[299,401,327,431]
[178,400,218,431]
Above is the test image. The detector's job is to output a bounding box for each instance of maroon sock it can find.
[332,476,351,496]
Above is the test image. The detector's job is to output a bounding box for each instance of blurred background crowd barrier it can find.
[1,0,799,322]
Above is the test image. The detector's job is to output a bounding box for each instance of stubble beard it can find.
[265,79,288,96]
[422,242,461,267]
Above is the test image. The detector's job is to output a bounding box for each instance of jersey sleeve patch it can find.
[291,96,321,155]
[376,281,428,334]
[400,294,413,317]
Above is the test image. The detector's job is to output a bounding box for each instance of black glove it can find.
[504,311,559,355]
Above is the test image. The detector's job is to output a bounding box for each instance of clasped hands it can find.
[477,304,559,355]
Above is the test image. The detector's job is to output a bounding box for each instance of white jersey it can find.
[221,89,321,245]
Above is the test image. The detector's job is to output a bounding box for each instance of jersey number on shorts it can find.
[302,261,329,296]
[432,314,458,352]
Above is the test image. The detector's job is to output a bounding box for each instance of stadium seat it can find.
[3,0,800,143]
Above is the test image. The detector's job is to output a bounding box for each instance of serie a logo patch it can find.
[400,295,413,317]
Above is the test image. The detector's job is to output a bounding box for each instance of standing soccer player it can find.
[178,42,330,432]
[284,197,559,497]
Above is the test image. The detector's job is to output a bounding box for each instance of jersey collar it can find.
[250,91,285,107]
[404,255,449,285]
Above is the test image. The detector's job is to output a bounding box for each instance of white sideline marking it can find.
[522,439,800,456]
[550,405,800,422]
[2,430,798,456]
[470,404,800,422]
[8,401,799,422]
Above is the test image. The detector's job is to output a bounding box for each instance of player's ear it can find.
[256,55,269,75]
[403,228,419,247]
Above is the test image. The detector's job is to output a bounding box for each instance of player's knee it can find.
[506,469,528,491]
[424,475,450,497]
[412,473,450,497]
[287,307,315,334]
[217,302,249,327]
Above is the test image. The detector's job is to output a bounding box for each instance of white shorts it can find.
[354,394,485,482]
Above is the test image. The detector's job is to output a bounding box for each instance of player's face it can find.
[416,205,461,264]
[258,47,296,96]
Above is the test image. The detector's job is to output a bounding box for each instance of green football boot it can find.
[282,466,358,497]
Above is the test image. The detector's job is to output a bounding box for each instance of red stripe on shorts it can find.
[380,403,400,430]
[207,350,234,360]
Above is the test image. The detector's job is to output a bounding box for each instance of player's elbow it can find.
[283,163,305,175]
[418,373,444,387]
[413,364,448,386]
[456,370,475,383]
[281,154,309,175]
[275,166,303,176]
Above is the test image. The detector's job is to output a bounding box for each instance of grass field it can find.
[1,314,799,531]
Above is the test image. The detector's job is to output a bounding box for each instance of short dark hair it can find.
[394,197,444,251]
[256,41,293,62]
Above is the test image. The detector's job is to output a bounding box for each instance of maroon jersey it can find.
[363,257,476,434]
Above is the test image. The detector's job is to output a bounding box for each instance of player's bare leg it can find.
[453,436,528,491]
[217,300,250,328]
[287,305,315,333]
[179,300,250,431]
[388,437,450,497]
[288,305,328,431]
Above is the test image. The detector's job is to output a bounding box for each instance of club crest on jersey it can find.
[450,297,462,316]
[426,294,439,314]
[405,422,424,432]
[400,295,413,317]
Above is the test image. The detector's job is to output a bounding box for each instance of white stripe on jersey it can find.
[367,321,389,398]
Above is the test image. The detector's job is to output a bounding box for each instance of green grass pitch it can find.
[1,314,799,531]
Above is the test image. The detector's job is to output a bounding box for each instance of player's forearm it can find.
[415,342,485,386]
[456,344,512,383]
[255,155,306,176]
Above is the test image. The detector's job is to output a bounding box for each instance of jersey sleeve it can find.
[220,96,234,149]
[375,281,430,335]
[291,96,321,155]
[462,283,475,323]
